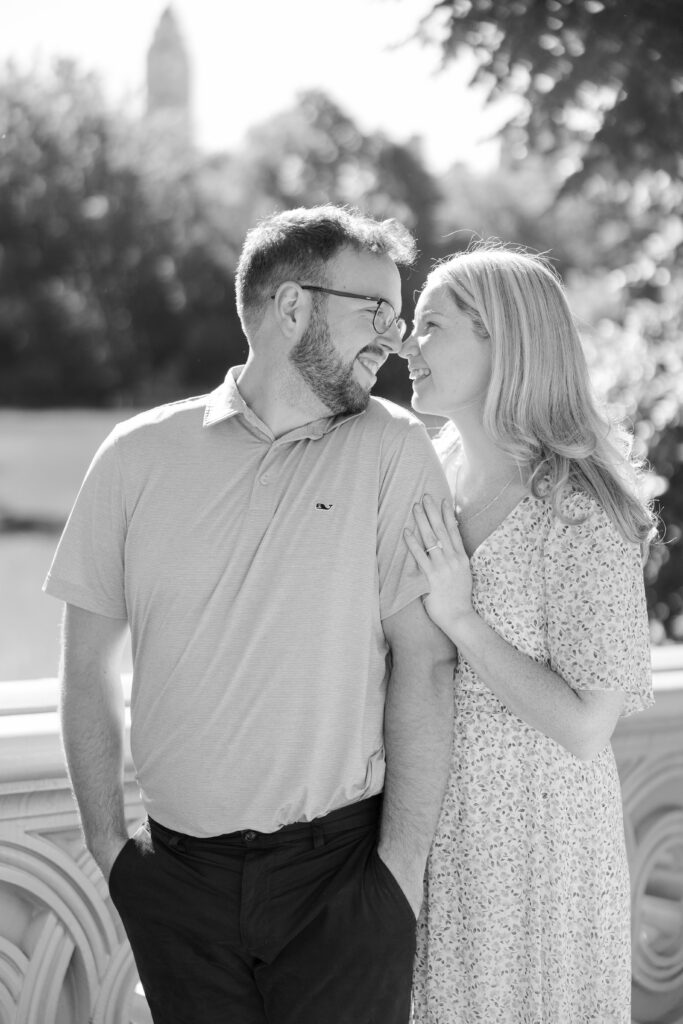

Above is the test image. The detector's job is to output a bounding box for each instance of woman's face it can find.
[401,277,492,420]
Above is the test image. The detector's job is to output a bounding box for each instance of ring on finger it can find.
[424,542,442,555]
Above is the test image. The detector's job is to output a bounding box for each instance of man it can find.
[44,205,455,1024]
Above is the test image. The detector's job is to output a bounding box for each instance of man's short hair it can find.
[235,205,417,334]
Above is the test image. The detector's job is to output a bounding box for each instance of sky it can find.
[1,0,514,174]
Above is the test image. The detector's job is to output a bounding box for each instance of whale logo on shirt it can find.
[315,503,334,510]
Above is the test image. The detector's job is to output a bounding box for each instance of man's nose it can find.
[379,323,407,355]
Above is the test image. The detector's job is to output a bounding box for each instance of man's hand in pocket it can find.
[90,833,130,883]
[376,842,424,919]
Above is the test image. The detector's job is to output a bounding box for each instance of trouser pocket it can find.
[108,822,151,905]
[371,848,418,925]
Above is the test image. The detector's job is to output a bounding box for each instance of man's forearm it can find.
[60,664,128,861]
[379,650,453,873]
[378,599,456,915]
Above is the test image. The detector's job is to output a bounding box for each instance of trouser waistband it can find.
[148,794,382,850]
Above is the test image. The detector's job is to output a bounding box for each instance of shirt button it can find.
[243,830,257,842]
[259,475,269,485]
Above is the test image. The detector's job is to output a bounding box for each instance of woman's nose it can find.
[399,333,417,358]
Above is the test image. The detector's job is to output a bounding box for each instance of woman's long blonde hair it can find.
[432,242,657,554]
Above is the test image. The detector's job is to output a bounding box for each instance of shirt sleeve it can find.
[42,428,128,619]
[378,419,451,620]
[543,492,653,717]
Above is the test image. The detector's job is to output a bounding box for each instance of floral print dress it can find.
[412,490,653,1024]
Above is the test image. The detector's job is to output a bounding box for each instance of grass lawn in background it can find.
[0,409,137,680]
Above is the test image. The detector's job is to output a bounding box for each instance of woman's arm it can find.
[405,495,625,761]
[442,608,624,759]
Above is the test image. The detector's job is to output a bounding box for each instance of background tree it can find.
[2,41,680,636]
[0,74,443,406]
[410,0,683,639]
[214,89,443,401]
[0,59,242,405]
[416,0,683,182]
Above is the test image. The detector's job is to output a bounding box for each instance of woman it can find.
[402,243,656,1023]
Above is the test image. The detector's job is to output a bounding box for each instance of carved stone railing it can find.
[1,650,682,1024]
[613,646,683,1024]
[0,676,148,1024]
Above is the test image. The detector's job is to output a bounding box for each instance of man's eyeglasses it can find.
[298,285,407,340]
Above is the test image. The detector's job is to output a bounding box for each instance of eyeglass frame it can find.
[272,283,407,339]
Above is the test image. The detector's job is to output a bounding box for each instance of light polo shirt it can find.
[44,368,451,836]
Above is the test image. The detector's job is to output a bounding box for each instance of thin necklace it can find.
[454,472,517,524]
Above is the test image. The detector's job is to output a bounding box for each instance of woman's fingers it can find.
[412,500,439,551]
[411,494,470,567]
[422,494,452,549]
[404,528,434,573]
[421,494,468,559]
[442,500,466,553]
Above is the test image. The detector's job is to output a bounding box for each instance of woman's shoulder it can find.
[543,486,638,559]
[554,486,604,522]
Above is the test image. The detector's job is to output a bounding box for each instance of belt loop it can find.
[312,820,325,849]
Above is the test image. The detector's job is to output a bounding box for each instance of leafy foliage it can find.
[234,90,442,400]
[414,0,683,639]
[1,50,681,635]
[419,0,683,184]
[0,60,243,405]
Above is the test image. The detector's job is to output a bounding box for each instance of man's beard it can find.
[289,306,372,415]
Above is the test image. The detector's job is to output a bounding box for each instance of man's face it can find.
[289,249,403,415]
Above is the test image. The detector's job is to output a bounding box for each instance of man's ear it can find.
[272,282,308,342]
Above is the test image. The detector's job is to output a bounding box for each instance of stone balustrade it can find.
[0,676,147,1024]
[613,646,683,1024]
[1,649,682,1024]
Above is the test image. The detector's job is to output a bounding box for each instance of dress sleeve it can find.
[377,420,451,621]
[543,492,653,717]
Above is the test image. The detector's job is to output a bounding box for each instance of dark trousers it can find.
[108,796,416,1023]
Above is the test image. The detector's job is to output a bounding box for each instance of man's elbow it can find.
[434,651,457,698]
[413,648,456,714]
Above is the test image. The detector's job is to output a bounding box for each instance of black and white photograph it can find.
[1,2,682,1022]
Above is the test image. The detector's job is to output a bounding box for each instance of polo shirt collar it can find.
[203,367,251,427]
[203,367,363,441]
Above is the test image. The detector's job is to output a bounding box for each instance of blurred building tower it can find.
[145,5,193,151]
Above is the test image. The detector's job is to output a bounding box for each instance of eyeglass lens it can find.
[373,304,407,340]
[373,301,395,334]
